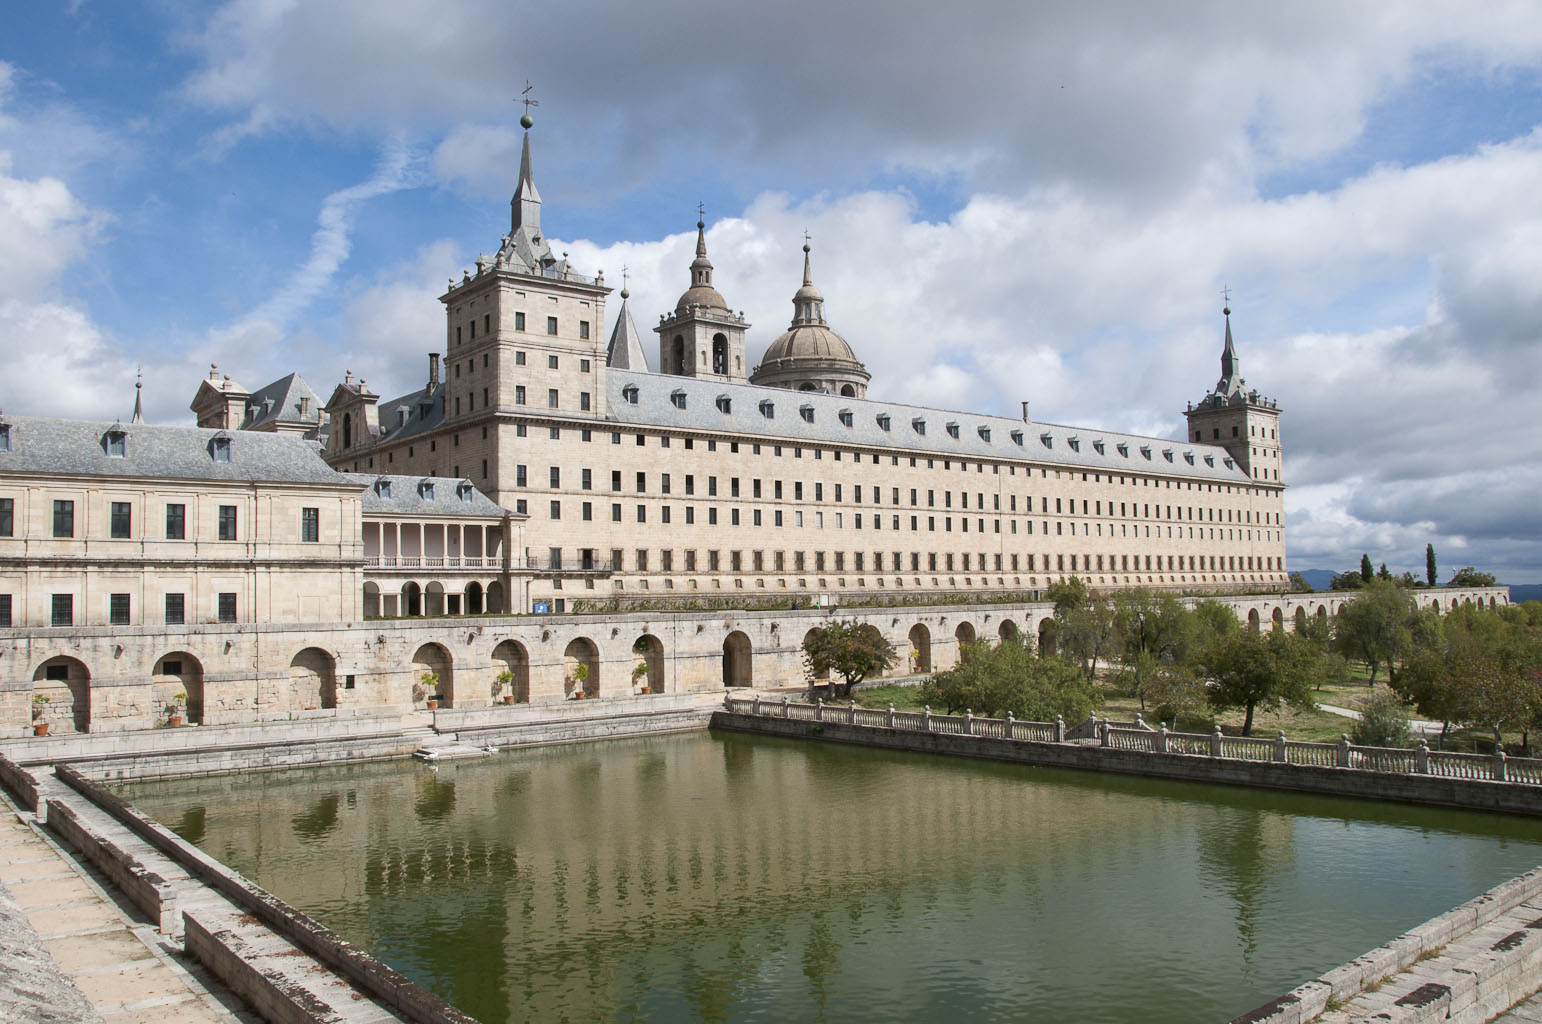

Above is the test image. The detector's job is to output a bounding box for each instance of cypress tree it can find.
[1360,553,1374,582]
[1426,544,1437,587]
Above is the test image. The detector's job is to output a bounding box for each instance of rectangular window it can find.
[51,594,73,627]
[109,593,131,625]
[550,466,561,488]
[517,465,528,487]
[52,499,74,538]
[579,320,590,339]
[0,497,11,537]
[515,312,526,331]
[636,505,646,523]
[612,503,622,522]
[0,594,10,627]
[548,354,560,369]
[547,316,559,335]
[110,501,131,538]
[218,592,237,623]
[515,385,526,404]
[580,391,591,411]
[218,505,237,541]
[301,507,319,542]
[548,389,559,408]
[165,593,185,625]
[550,500,561,519]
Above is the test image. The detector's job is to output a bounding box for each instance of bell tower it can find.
[1184,305,1283,484]
[654,217,749,382]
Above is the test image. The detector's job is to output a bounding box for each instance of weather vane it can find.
[803,228,812,248]
[518,81,538,128]
[697,201,706,224]
[1220,284,1232,308]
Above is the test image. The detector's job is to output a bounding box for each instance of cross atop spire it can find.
[131,367,143,424]
[518,80,538,130]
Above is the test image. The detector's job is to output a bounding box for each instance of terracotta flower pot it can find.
[33,722,48,737]
[503,695,515,705]
[167,715,182,728]
[426,700,439,710]
[639,686,650,695]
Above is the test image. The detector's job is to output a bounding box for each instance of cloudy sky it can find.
[4,1,1541,582]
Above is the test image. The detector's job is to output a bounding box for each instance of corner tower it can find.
[1184,305,1283,484]
[750,242,870,397]
[654,219,749,381]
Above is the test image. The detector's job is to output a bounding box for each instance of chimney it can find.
[1021,401,1031,423]
[299,396,311,419]
[428,352,441,391]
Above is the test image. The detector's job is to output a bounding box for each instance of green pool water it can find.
[119,731,1542,1023]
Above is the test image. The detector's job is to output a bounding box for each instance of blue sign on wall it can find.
[533,601,550,614]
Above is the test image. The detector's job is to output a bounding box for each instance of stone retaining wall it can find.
[0,754,39,810]
[41,795,180,935]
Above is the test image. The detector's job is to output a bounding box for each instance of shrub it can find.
[1351,690,1414,748]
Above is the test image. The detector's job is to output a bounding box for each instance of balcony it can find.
[366,556,498,569]
[524,555,619,573]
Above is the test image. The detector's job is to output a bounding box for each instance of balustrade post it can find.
[1494,748,1508,782]
[1337,734,1351,768]
[887,703,895,729]
[1055,715,1065,743]
[1135,713,1145,731]
[1006,712,1015,740]
[924,705,933,733]
[1156,726,1168,754]
[964,710,974,736]
[1210,724,1223,757]
[1275,730,1287,763]
[1416,739,1429,774]
[752,696,761,716]
[849,700,857,725]
[724,693,733,711]
[1100,721,1111,747]
[815,699,824,722]
[782,698,790,719]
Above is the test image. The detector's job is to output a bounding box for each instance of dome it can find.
[676,283,730,313]
[749,243,869,397]
[760,324,858,365]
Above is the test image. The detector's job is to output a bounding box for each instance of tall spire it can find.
[1219,304,1239,391]
[511,123,542,235]
[690,208,713,288]
[791,239,826,326]
[131,368,143,423]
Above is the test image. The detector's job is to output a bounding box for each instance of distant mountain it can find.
[1508,584,1542,604]
[1297,569,1338,591]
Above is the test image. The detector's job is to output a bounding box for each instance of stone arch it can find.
[1464,597,1473,607]
[363,581,381,617]
[1271,608,1284,632]
[412,643,453,708]
[712,334,728,375]
[290,647,338,710]
[1038,618,1058,657]
[840,384,855,397]
[425,581,446,617]
[485,581,505,614]
[633,634,665,694]
[464,581,484,615]
[908,624,931,673]
[997,619,1020,643]
[1247,608,1261,632]
[1490,596,1499,609]
[492,640,530,704]
[563,637,599,698]
[342,411,352,449]
[1316,604,1328,622]
[954,621,977,662]
[671,336,686,374]
[1294,606,1307,633]
[802,628,829,680]
[32,656,90,734]
[154,652,205,724]
[722,631,752,687]
[402,581,422,617]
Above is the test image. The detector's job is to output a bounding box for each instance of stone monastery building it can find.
[0,118,1287,637]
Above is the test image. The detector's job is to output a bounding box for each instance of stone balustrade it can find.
[723,696,1542,788]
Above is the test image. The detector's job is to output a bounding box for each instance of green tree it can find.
[1046,577,1116,680]
[1350,690,1414,748]
[1426,544,1437,588]
[1447,566,1497,588]
[1360,554,1374,582]
[803,621,896,697]
[1333,579,1414,685]
[1288,572,1313,592]
[1376,563,1392,581]
[1330,570,1365,591]
[1191,599,1240,649]
[1396,604,1542,749]
[1112,589,1194,711]
[1201,629,1317,736]
[920,637,1098,722]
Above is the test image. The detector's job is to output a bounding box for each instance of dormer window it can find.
[1009,429,1023,445]
[1223,457,1235,469]
[419,480,435,499]
[760,399,775,419]
[211,435,232,463]
[622,385,640,405]
[1162,449,1174,462]
[800,404,815,423]
[838,409,854,427]
[977,426,991,442]
[1040,433,1053,448]
[1117,443,1129,457]
[912,418,926,435]
[1183,452,1195,465]
[1092,440,1105,454]
[716,395,732,414]
[375,479,392,498]
[0,422,9,452]
[1204,455,1215,466]
[1140,446,1152,459]
[945,422,960,439]
[671,390,687,410]
[1067,436,1079,452]
[104,427,127,458]
[458,482,475,503]
[877,414,891,431]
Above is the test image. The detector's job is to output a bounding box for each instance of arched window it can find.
[712,334,728,375]
[672,336,686,374]
[342,412,352,449]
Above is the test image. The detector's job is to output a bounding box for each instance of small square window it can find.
[547,316,559,335]
[515,312,526,332]
[548,354,559,369]
[579,320,590,339]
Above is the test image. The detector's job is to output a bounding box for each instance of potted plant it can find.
[420,671,440,710]
[494,669,516,705]
[32,694,49,737]
[632,661,650,695]
[167,692,186,728]
[568,663,589,699]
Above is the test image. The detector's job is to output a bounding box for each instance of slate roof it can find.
[604,371,1257,485]
[375,384,445,444]
[242,373,323,431]
[605,298,650,371]
[0,416,352,487]
[341,473,515,519]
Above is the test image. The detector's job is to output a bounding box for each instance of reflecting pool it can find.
[120,731,1542,1023]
